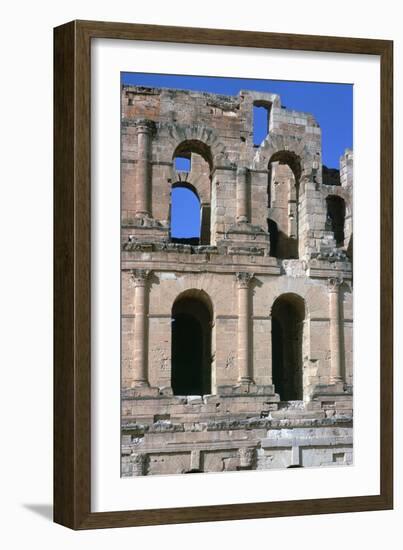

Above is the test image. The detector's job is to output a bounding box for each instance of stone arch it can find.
[172,180,200,199]
[252,133,311,175]
[271,290,308,320]
[166,124,231,169]
[170,139,216,244]
[265,147,304,259]
[171,289,214,396]
[172,288,214,315]
[254,134,323,259]
[268,149,302,182]
[173,139,214,171]
[171,146,211,205]
[271,292,306,401]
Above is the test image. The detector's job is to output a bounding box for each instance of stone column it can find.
[328,277,343,383]
[236,272,254,383]
[131,269,150,386]
[236,167,249,223]
[134,119,156,218]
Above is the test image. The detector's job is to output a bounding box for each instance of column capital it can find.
[130,268,151,287]
[134,118,156,136]
[327,276,343,292]
[236,166,248,177]
[236,271,254,289]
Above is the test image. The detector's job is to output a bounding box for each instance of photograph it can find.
[120,73,354,477]
[0,0,396,540]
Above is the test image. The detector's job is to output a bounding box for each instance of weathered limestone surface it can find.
[121,85,353,476]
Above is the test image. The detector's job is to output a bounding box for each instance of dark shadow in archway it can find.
[171,293,212,395]
[271,293,305,401]
[326,195,346,247]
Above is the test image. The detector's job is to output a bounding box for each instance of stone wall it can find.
[121,85,353,476]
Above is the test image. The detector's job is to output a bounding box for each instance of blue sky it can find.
[122,72,353,238]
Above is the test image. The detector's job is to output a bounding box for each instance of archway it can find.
[171,291,212,395]
[170,183,201,245]
[173,139,214,172]
[172,141,212,245]
[326,195,346,247]
[267,151,301,259]
[271,293,305,400]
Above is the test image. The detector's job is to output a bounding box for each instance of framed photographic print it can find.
[54,20,393,529]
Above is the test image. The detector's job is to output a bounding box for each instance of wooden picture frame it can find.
[54,19,393,529]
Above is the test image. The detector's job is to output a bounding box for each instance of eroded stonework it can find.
[121,85,353,476]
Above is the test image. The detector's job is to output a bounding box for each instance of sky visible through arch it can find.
[122,72,353,239]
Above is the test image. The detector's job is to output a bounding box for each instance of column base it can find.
[131,380,149,388]
[236,379,255,393]
[237,376,254,384]
[125,385,160,398]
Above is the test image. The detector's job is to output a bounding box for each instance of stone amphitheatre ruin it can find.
[121,84,353,476]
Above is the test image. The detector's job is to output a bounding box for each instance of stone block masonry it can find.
[121,85,353,476]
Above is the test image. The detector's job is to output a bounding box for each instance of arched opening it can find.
[170,183,201,244]
[267,151,301,259]
[271,293,305,401]
[173,139,213,171]
[326,195,346,247]
[172,141,212,245]
[253,101,271,146]
[171,291,212,395]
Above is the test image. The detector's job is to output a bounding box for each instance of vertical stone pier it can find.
[328,277,343,384]
[131,269,150,386]
[134,119,156,218]
[236,272,254,383]
[236,167,249,223]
